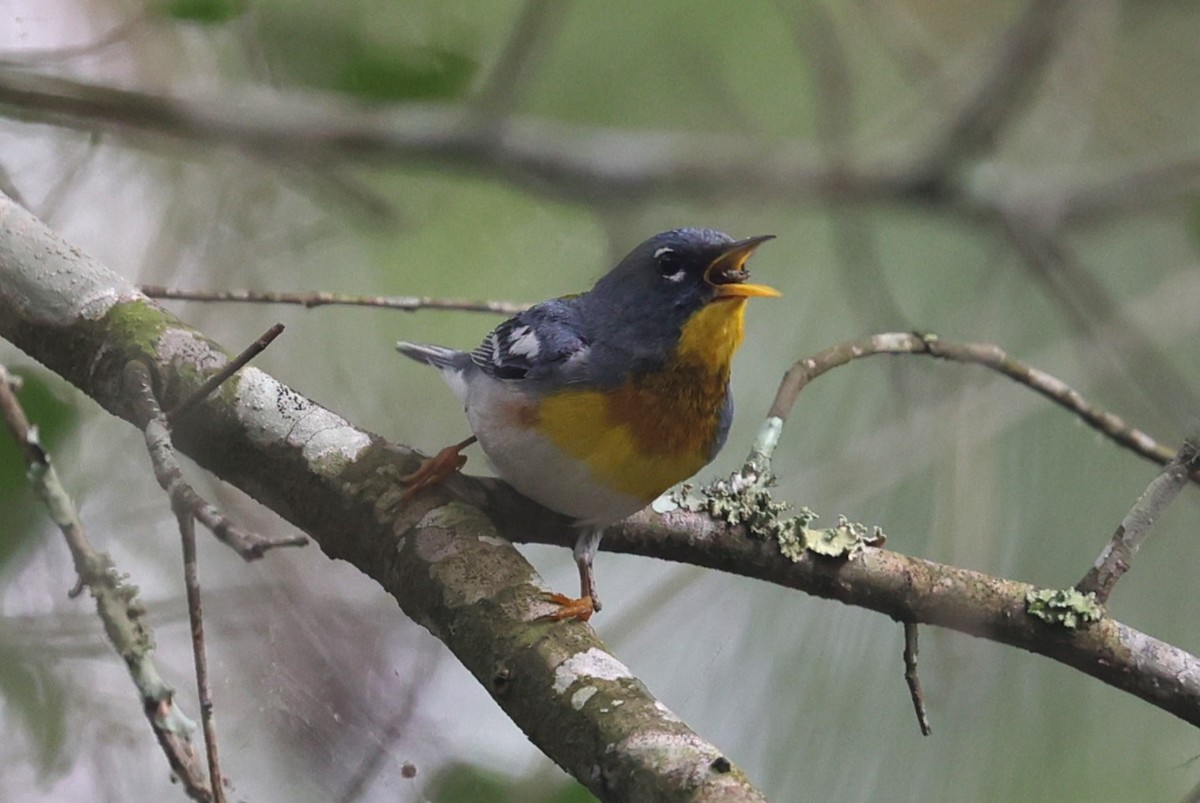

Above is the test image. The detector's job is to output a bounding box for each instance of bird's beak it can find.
[706,235,781,298]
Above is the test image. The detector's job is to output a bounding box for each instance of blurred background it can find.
[2,1,1199,801]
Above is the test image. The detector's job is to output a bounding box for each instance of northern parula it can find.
[397,228,778,620]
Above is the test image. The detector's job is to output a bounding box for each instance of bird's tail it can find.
[395,341,471,371]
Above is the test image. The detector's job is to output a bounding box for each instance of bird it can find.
[396,227,778,621]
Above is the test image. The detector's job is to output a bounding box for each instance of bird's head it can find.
[588,228,779,369]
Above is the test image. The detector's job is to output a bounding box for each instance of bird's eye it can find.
[654,247,685,281]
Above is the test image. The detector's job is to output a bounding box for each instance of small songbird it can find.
[397,228,778,621]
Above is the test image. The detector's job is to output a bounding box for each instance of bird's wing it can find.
[470,297,592,384]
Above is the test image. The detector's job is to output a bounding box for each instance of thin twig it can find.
[902,622,932,736]
[125,361,308,559]
[913,0,1074,176]
[176,505,226,803]
[761,332,1188,481]
[168,322,285,421]
[472,0,565,120]
[1077,439,1200,603]
[999,214,1200,428]
[141,285,529,316]
[0,365,213,801]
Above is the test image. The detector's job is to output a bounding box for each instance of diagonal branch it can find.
[0,365,213,802]
[471,0,567,120]
[902,622,931,736]
[123,360,308,560]
[911,0,1075,177]
[1077,439,1200,603]
[0,190,766,803]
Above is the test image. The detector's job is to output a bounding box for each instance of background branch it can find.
[6,67,1192,228]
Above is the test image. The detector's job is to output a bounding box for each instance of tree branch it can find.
[0,190,766,802]
[902,622,932,737]
[1077,439,1200,603]
[764,332,1189,481]
[1,65,1195,230]
[489,499,1200,728]
[0,365,213,801]
[911,0,1075,176]
[140,285,529,316]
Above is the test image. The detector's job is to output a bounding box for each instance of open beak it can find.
[705,235,781,299]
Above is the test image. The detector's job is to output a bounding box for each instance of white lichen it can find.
[552,648,633,695]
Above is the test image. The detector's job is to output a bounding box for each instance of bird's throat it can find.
[673,297,748,369]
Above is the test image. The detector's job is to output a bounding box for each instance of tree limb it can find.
[0,190,765,802]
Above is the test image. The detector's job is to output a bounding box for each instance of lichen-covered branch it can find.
[489,500,1200,727]
[0,365,212,802]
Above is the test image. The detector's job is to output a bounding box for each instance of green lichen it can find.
[673,469,884,562]
[418,500,491,532]
[101,300,172,353]
[1026,588,1102,629]
[805,515,883,559]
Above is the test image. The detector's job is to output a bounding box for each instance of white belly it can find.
[462,376,645,526]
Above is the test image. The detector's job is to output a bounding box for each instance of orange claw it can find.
[400,436,476,502]
[540,592,595,622]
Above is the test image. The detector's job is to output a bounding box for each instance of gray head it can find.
[581,228,777,371]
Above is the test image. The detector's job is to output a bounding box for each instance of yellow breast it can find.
[535,299,749,501]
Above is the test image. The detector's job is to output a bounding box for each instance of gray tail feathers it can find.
[395,341,471,371]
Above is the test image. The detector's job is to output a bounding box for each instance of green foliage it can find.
[252,2,478,102]
[338,44,476,102]
[0,370,77,577]
[163,0,247,24]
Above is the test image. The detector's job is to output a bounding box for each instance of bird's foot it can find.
[539,592,596,622]
[400,436,475,502]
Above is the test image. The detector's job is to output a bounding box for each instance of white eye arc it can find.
[653,246,686,282]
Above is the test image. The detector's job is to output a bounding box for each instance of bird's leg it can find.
[541,529,603,622]
[399,435,477,502]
